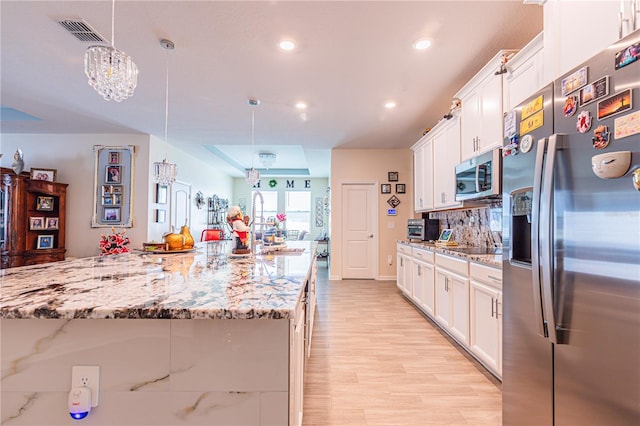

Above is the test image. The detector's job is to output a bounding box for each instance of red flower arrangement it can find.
[99,227,130,255]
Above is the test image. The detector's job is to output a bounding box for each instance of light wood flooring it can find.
[302,269,502,426]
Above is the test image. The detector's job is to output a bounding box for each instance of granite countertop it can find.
[398,240,502,268]
[0,241,316,320]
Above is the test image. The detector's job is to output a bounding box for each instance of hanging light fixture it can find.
[84,0,138,102]
[153,39,178,186]
[245,98,261,186]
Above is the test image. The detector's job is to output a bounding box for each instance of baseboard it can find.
[378,275,396,281]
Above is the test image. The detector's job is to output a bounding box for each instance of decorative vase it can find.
[180,224,194,249]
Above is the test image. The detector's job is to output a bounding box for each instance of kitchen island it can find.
[0,241,317,426]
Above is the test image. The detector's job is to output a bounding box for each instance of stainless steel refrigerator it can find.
[502,29,640,425]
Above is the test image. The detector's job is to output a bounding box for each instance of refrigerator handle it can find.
[540,134,559,344]
[531,137,548,339]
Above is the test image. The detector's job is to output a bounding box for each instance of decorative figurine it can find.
[12,149,24,175]
[227,205,250,254]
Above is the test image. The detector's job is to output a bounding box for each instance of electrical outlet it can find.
[387,255,393,265]
[71,366,100,407]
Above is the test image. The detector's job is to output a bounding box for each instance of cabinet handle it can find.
[633,0,638,30]
[488,275,501,282]
[491,297,495,318]
[495,300,501,320]
[418,265,421,277]
[400,258,403,267]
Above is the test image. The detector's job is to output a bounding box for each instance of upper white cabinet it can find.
[543,1,637,83]
[457,50,516,162]
[412,135,434,212]
[432,116,462,209]
[503,33,545,113]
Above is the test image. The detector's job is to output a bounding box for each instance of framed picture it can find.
[108,151,121,164]
[388,171,399,182]
[45,217,59,230]
[387,195,401,208]
[396,183,406,194]
[29,216,44,230]
[30,168,57,182]
[579,76,609,106]
[92,145,135,228]
[36,234,54,249]
[156,184,168,204]
[560,66,588,96]
[155,209,166,223]
[103,207,121,222]
[105,165,122,184]
[381,184,391,194]
[597,89,632,120]
[36,196,54,211]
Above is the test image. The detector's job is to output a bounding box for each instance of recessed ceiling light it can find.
[413,38,432,50]
[279,40,296,51]
[384,101,397,109]
[295,102,307,109]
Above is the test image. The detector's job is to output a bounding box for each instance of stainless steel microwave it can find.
[454,148,502,201]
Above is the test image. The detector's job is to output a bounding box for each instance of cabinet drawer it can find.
[470,263,502,289]
[413,248,434,263]
[397,243,412,256]
[435,253,468,276]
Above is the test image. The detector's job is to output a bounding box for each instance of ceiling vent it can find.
[57,19,106,42]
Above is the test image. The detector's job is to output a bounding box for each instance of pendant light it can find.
[245,98,261,187]
[84,0,138,102]
[153,39,178,186]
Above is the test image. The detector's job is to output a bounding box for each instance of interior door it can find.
[341,183,376,279]
[171,181,191,230]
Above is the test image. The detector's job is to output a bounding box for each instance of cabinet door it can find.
[412,259,424,306]
[397,253,412,295]
[413,140,434,212]
[414,144,424,211]
[470,281,501,376]
[503,41,544,112]
[449,273,470,347]
[421,261,435,318]
[433,118,462,209]
[434,269,451,328]
[461,89,481,161]
[478,75,503,153]
[290,306,305,426]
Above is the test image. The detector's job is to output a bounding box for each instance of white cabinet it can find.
[434,253,470,346]
[469,263,503,378]
[397,243,412,296]
[411,247,435,317]
[412,136,434,212]
[458,51,516,161]
[503,33,545,113]
[289,297,306,426]
[432,116,462,209]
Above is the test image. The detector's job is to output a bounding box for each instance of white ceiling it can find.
[0,1,542,178]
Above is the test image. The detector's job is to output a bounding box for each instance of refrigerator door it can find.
[552,29,640,425]
[502,84,554,426]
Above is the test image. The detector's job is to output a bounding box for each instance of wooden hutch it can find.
[1,167,68,268]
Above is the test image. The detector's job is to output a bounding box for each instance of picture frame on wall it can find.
[381,184,391,194]
[91,145,135,228]
[30,216,44,230]
[396,183,406,194]
[36,235,54,249]
[388,171,399,182]
[30,168,57,182]
[156,184,168,204]
[155,209,166,223]
[45,217,59,230]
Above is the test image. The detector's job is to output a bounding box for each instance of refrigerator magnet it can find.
[520,134,534,153]
[614,110,640,140]
[576,110,592,133]
[563,96,578,117]
[592,125,610,149]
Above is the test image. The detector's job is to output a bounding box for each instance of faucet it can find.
[251,191,264,253]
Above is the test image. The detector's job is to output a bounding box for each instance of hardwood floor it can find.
[303,268,502,425]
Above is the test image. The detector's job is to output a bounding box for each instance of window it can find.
[252,190,277,223]
[285,191,311,233]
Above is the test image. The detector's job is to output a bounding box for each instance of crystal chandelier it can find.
[153,39,178,186]
[246,99,261,186]
[84,0,138,102]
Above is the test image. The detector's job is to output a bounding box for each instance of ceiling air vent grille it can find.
[57,19,106,42]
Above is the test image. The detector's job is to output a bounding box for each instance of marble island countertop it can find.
[398,240,502,267]
[0,241,316,320]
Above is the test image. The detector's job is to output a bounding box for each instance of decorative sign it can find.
[615,41,640,70]
[520,110,544,135]
[521,95,543,120]
[579,76,609,106]
[561,66,588,96]
[520,134,534,154]
[504,111,516,138]
[576,110,592,134]
[597,89,633,120]
[386,195,400,208]
[614,110,640,140]
[592,125,610,149]
[563,96,578,117]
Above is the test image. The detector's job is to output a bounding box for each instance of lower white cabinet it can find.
[435,254,470,347]
[469,262,503,378]
[397,244,412,296]
[412,248,435,317]
[290,297,306,426]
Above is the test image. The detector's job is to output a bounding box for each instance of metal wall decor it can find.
[91,145,135,228]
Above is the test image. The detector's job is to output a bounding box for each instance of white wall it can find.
[1,134,233,258]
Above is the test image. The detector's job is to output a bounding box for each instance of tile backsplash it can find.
[428,206,502,248]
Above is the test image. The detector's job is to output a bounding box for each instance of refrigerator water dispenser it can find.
[510,189,533,264]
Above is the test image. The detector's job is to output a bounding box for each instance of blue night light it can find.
[70,411,89,420]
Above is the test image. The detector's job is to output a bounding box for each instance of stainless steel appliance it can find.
[407,217,440,241]
[454,148,502,201]
[502,29,640,425]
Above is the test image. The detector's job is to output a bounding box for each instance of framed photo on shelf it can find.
[156,184,168,204]
[103,207,121,222]
[108,151,121,164]
[388,171,399,182]
[91,145,134,228]
[36,196,54,211]
[381,184,391,194]
[30,168,57,182]
[45,217,59,230]
[396,183,406,194]
[105,165,122,184]
[36,235,54,249]
[30,216,44,230]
